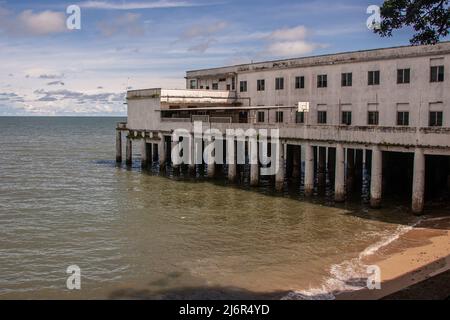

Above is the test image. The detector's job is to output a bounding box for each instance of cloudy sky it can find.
[0,0,439,116]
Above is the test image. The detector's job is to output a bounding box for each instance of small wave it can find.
[283,218,423,300]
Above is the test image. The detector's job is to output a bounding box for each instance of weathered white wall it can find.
[127,96,161,130]
[126,43,450,154]
[186,43,450,128]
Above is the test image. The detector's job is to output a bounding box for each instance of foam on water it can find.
[283,218,423,300]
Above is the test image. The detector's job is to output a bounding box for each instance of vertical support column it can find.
[158,134,166,170]
[304,144,314,196]
[286,145,294,179]
[206,139,216,178]
[318,147,326,189]
[171,136,180,170]
[292,146,301,179]
[412,148,425,215]
[370,145,382,208]
[126,135,132,166]
[346,149,355,193]
[250,137,259,187]
[153,144,158,162]
[141,140,150,169]
[188,134,196,175]
[116,130,122,163]
[275,142,285,191]
[335,144,345,202]
[227,139,237,182]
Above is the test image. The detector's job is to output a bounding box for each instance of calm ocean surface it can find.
[0,117,419,299]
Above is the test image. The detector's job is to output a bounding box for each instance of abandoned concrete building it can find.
[117,42,450,214]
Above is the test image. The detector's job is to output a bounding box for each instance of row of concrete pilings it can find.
[116,130,427,215]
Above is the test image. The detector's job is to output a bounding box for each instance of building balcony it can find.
[127,88,244,106]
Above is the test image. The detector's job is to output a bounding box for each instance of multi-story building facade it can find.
[119,42,450,214]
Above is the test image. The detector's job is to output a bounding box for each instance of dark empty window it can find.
[341,111,352,125]
[368,111,379,125]
[430,66,444,82]
[240,81,247,92]
[296,112,305,123]
[275,77,284,90]
[295,76,305,89]
[275,111,284,123]
[257,79,265,91]
[341,73,352,87]
[226,84,231,90]
[318,111,327,124]
[232,77,236,90]
[397,111,409,126]
[429,111,443,127]
[397,68,410,84]
[317,75,327,88]
[257,111,265,123]
[368,70,380,85]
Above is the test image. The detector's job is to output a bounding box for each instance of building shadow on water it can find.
[108,285,289,300]
[107,256,450,300]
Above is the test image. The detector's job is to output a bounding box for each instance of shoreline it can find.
[335,215,450,300]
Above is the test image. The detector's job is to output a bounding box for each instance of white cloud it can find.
[18,10,66,35]
[266,40,324,56]
[264,25,327,57]
[268,25,308,41]
[80,0,202,10]
[0,7,66,36]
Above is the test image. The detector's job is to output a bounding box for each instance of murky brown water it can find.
[0,117,421,299]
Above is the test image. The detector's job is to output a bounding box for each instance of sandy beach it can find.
[337,215,450,300]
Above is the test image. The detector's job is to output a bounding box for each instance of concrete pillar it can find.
[412,148,425,214]
[188,134,196,175]
[152,144,158,162]
[335,144,345,202]
[286,145,294,179]
[158,135,166,170]
[126,136,132,166]
[250,138,259,186]
[304,144,314,196]
[292,146,301,179]
[206,140,215,178]
[318,147,326,189]
[275,142,285,191]
[370,146,382,208]
[171,137,180,170]
[227,139,237,182]
[346,149,355,193]
[116,130,122,163]
[141,140,151,169]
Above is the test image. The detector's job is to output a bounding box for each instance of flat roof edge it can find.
[186,41,450,75]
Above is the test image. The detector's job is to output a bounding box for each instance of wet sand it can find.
[337,215,450,300]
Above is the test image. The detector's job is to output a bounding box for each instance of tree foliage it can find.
[375,0,450,44]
